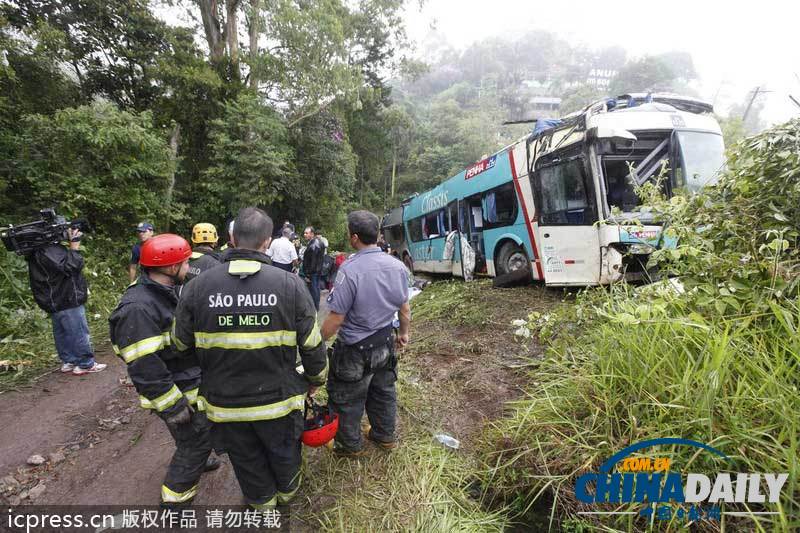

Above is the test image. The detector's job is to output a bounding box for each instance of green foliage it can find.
[202,92,296,218]
[649,119,800,312]
[481,121,800,530]
[3,0,177,110]
[4,102,175,240]
[410,280,488,326]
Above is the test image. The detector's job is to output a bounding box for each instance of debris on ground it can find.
[27,482,46,500]
[26,454,45,466]
[48,451,66,465]
[0,359,32,372]
[434,433,460,450]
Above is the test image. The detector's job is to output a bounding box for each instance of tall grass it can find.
[301,361,509,532]
[482,287,799,531]
[480,120,800,531]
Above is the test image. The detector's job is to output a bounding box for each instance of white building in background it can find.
[530,96,561,117]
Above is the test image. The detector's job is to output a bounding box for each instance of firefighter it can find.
[186,223,221,283]
[109,234,219,505]
[173,207,327,508]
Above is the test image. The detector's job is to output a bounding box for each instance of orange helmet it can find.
[302,400,339,447]
[140,234,192,267]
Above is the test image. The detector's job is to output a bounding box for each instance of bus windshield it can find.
[674,131,725,192]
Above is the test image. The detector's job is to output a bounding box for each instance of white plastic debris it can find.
[511,319,527,327]
[514,326,531,338]
[434,434,460,450]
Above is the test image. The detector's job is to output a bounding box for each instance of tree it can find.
[202,92,296,222]
[728,89,767,136]
[610,56,673,94]
[184,0,410,125]
[3,0,177,111]
[4,102,174,238]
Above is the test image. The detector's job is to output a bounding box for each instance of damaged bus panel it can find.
[393,93,725,286]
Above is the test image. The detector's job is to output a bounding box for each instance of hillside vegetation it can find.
[480,120,800,531]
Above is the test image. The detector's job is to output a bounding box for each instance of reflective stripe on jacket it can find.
[109,274,201,418]
[174,248,327,422]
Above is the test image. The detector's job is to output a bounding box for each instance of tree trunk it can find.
[391,146,397,199]
[248,0,260,89]
[198,0,226,62]
[165,124,181,231]
[225,0,241,78]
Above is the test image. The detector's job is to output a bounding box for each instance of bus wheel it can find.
[496,242,528,276]
[403,253,414,272]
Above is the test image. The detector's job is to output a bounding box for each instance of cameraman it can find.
[26,227,107,375]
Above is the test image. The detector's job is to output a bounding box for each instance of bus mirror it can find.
[588,126,637,142]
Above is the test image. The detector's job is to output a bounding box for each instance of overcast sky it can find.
[403,0,800,126]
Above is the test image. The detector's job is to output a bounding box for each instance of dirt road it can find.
[0,292,332,512]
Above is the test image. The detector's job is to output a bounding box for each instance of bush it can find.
[480,120,800,531]
[3,101,176,240]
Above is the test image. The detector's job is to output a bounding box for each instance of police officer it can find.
[129,221,154,282]
[109,234,218,505]
[321,210,411,456]
[173,207,327,508]
[186,223,221,283]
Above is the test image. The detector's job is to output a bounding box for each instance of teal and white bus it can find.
[389,93,726,286]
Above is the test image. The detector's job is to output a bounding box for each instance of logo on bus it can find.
[465,155,497,180]
[421,191,449,213]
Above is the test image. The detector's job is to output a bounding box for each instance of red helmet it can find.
[140,234,192,267]
[302,400,339,447]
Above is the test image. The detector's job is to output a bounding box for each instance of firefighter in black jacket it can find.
[186,223,221,283]
[174,207,327,509]
[109,234,218,505]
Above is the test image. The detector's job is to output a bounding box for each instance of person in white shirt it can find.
[268,227,299,272]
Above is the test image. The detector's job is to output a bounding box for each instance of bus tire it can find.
[495,242,528,276]
[403,252,414,273]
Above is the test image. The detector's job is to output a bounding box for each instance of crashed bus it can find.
[388,93,726,286]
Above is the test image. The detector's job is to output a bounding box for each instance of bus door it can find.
[532,155,602,285]
[422,209,450,274]
[462,193,486,273]
[448,201,463,277]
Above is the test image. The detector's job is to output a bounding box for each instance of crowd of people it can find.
[27,207,411,508]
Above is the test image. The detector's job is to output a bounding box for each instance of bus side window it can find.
[482,182,518,227]
[407,217,424,241]
[537,159,596,225]
[447,202,459,231]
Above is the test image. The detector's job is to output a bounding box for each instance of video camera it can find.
[1,208,92,255]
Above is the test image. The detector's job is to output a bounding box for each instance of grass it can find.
[479,286,800,532]
[296,278,560,532]
[298,360,509,532]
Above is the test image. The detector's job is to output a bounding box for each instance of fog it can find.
[404,0,800,127]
